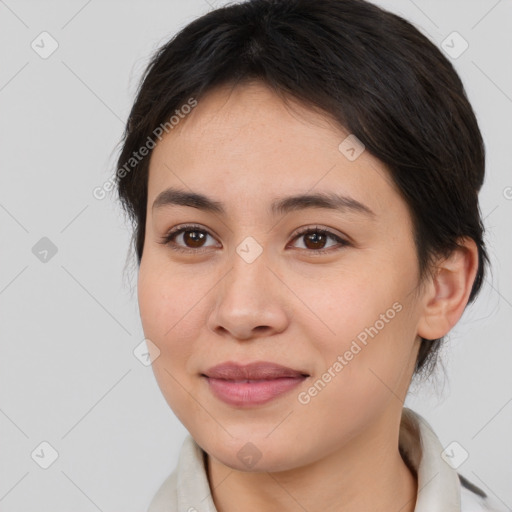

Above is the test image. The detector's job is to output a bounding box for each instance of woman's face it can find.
[138,82,427,471]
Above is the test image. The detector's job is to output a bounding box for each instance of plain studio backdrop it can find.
[0,0,511,511]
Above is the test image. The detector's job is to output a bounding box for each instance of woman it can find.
[115,0,504,510]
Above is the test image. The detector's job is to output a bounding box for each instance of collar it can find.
[148,407,462,511]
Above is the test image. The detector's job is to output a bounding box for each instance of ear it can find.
[417,238,479,340]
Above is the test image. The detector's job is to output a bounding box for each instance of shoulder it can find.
[459,474,509,512]
[146,435,217,512]
[399,409,508,512]
[147,469,178,512]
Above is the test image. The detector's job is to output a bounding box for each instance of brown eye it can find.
[303,231,328,250]
[290,226,349,253]
[181,229,207,248]
[159,224,349,255]
[159,224,219,253]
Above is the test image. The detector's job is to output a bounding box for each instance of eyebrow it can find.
[152,187,375,218]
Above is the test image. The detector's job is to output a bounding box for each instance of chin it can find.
[196,432,307,473]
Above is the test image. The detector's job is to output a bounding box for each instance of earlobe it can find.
[417,238,479,341]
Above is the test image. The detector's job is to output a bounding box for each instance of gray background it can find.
[0,0,511,510]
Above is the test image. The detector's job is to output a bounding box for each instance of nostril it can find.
[254,325,270,332]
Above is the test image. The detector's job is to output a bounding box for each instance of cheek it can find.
[300,310,417,442]
[137,266,170,342]
[301,264,419,392]
[137,260,202,417]
[291,266,402,345]
[138,257,196,338]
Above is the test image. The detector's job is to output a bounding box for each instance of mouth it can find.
[201,361,309,407]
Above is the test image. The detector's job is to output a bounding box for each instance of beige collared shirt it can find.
[147,408,506,511]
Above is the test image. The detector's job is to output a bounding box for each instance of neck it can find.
[206,411,418,512]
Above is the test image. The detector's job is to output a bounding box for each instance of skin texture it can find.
[138,81,478,512]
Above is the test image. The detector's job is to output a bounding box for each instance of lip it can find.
[202,361,309,407]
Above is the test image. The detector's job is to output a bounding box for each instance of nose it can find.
[206,249,290,341]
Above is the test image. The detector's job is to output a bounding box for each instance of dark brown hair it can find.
[115,0,489,377]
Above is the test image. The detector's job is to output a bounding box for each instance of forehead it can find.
[147,82,403,221]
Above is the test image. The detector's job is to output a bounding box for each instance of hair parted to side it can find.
[115,0,489,379]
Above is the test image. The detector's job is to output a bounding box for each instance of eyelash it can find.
[158,223,350,255]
